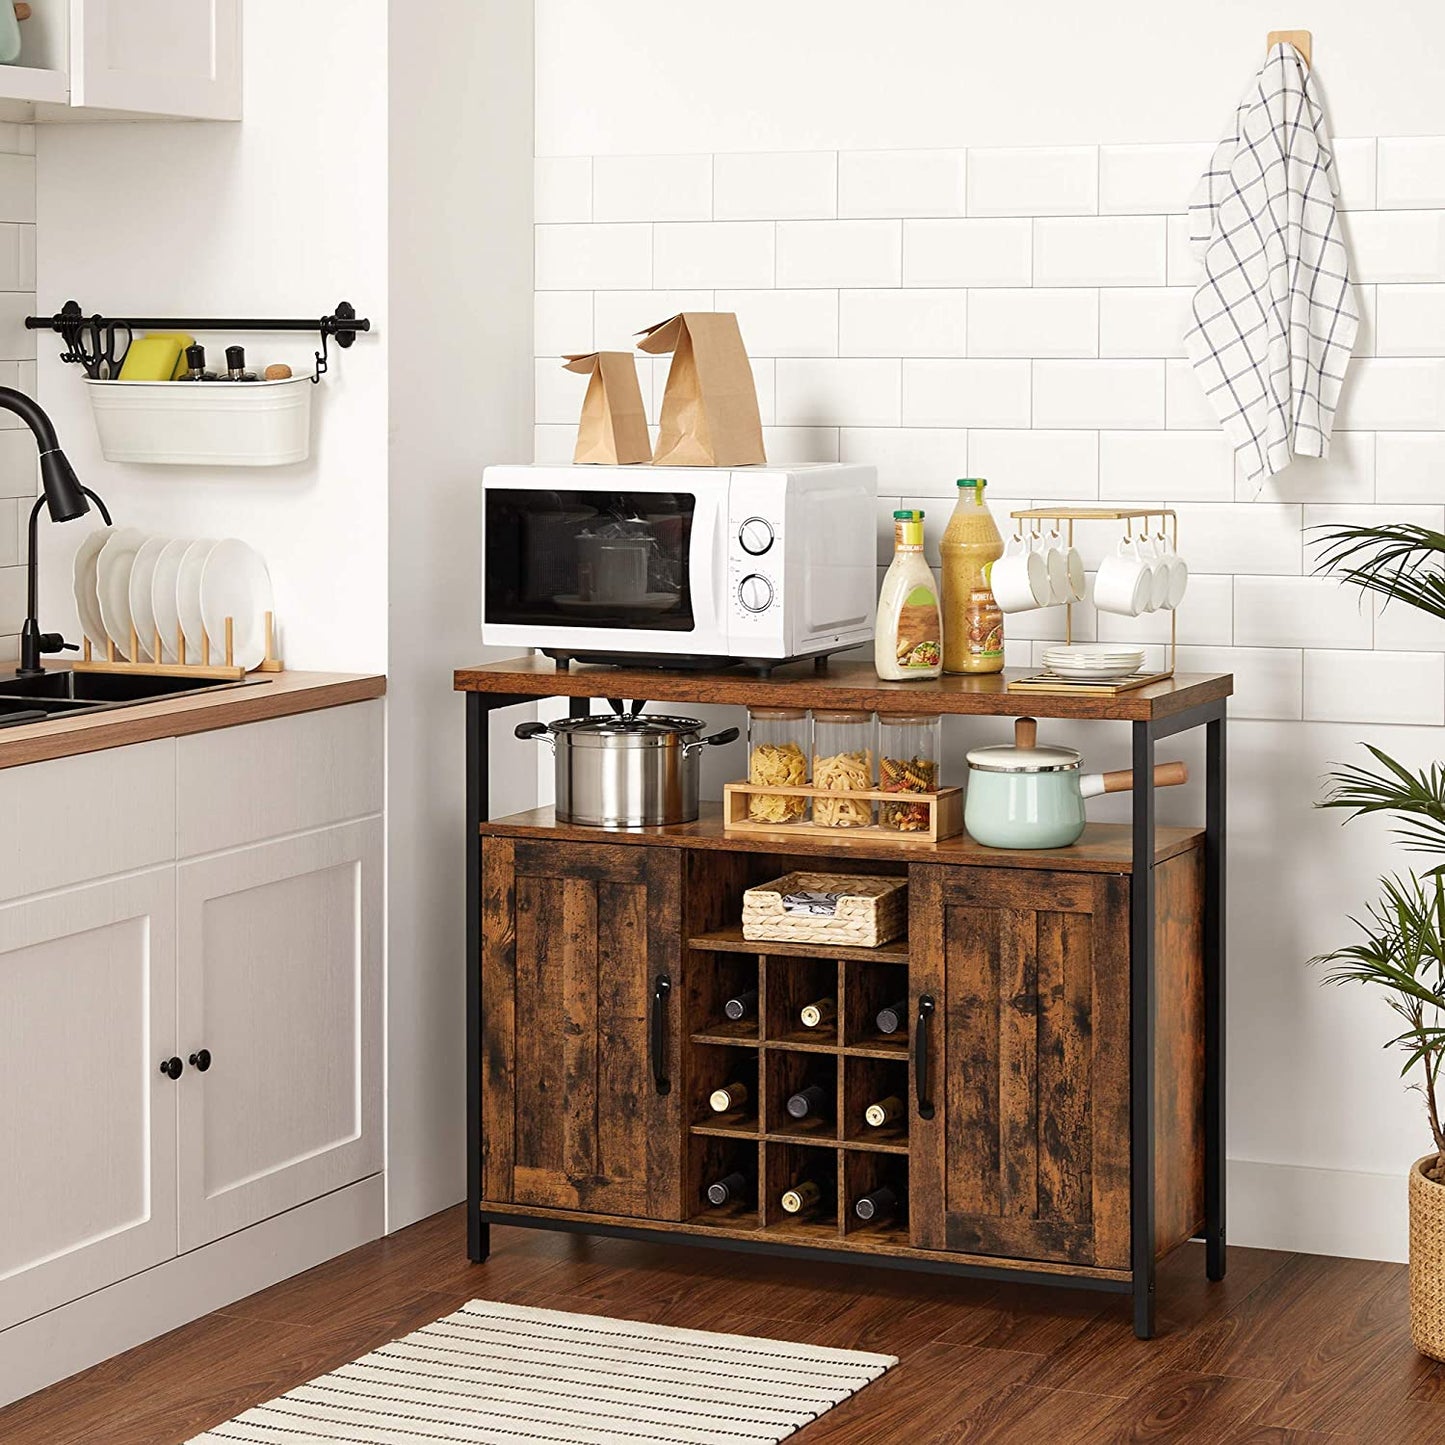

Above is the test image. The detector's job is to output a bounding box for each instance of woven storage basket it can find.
[741,871,906,949]
[1411,1154,1445,1360]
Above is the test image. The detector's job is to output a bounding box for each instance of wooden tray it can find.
[722,779,963,845]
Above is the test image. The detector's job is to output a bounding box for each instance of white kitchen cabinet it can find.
[176,816,383,1251]
[0,0,241,121]
[0,867,178,1332]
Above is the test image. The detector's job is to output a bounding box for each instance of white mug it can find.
[1057,537,1086,604]
[1136,535,1170,614]
[1041,528,1072,606]
[1094,537,1153,617]
[989,534,1050,613]
[1154,533,1189,610]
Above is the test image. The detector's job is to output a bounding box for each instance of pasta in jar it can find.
[878,714,941,833]
[811,710,876,828]
[747,708,810,824]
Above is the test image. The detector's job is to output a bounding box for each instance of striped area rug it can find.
[189,1298,898,1444]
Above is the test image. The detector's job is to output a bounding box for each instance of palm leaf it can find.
[1311,522,1445,622]
[1319,745,1445,858]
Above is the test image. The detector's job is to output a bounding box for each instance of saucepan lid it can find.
[550,713,704,745]
[965,716,1081,774]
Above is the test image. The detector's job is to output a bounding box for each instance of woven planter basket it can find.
[742,871,906,949]
[1411,1154,1445,1360]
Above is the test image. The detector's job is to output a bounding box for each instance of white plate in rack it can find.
[176,539,218,661]
[71,525,114,654]
[127,536,170,662]
[95,527,148,660]
[200,538,273,671]
[150,538,192,663]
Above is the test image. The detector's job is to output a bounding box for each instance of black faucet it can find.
[0,386,113,675]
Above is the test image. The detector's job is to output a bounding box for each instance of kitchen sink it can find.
[0,669,260,715]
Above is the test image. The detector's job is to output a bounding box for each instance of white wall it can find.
[386,0,534,1231]
[35,1,390,671]
[534,0,1445,1260]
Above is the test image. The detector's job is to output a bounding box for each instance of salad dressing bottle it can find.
[874,509,942,681]
[941,477,1005,674]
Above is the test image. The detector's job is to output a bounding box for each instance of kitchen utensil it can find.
[200,538,273,671]
[965,716,1188,849]
[989,533,1050,613]
[1155,533,1189,609]
[127,535,169,662]
[1041,528,1071,606]
[72,525,114,653]
[1093,537,1153,617]
[150,538,192,662]
[515,710,739,829]
[176,539,218,659]
[1137,535,1170,613]
[1042,644,1147,682]
[95,527,148,659]
[80,317,131,380]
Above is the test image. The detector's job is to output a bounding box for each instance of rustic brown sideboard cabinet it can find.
[456,659,1231,1339]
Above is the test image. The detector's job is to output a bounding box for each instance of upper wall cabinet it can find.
[0,0,241,122]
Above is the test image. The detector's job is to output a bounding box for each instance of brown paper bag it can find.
[635,313,766,467]
[564,351,651,465]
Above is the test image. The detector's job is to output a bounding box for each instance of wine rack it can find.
[685,927,913,1251]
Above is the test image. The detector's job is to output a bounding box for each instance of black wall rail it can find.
[25,299,371,382]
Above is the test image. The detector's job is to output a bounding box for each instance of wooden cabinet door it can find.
[68,0,241,119]
[910,866,1131,1269]
[0,868,177,1332]
[176,818,383,1250]
[481,839,682,1221]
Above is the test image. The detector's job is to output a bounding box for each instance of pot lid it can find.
[550,712,702,741]
[965,716,1080,774]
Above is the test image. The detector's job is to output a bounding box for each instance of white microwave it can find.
[481,463,878,670]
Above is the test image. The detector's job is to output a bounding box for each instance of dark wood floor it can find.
[4,1206,1444,1444]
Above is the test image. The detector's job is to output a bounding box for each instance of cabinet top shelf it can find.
[454,656,1231,723]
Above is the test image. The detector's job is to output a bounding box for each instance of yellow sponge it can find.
[118,332,195,381]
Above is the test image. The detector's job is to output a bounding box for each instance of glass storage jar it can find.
[878,714,941,833]
[811,710,875,828]
[747,707,810,824]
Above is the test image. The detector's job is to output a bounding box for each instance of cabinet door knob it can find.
[188,1049,212,1072]
[159,1056,184,1080]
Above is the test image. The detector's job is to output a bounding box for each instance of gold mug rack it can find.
[1004,507,1179,696]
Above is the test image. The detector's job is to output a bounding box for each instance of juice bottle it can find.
[875,509,942,681]
[941,477,1004,674]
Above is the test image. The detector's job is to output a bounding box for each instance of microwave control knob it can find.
[738,573,773,613]
[737,516,774,555]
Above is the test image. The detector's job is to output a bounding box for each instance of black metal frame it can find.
[465,687,1227,1338]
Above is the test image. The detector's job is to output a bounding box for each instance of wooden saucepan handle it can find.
[1014,716,1038,750]
[1098,761,1189,794]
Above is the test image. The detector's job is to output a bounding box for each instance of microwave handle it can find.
[690,492,724,636]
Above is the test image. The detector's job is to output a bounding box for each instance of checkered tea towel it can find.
[1184,42,1357,491]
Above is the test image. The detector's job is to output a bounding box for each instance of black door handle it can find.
[650,974,672,1095]
[188,1049,212,1072]
[914,995,936,1120]
[159,1056,184,1080]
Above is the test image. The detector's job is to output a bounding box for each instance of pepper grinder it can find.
[223,345,257,382]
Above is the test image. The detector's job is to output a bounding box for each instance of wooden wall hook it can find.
[1267,29,1311,66]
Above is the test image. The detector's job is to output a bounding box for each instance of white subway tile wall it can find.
[534,136,1445,727]
[0,127,34,662]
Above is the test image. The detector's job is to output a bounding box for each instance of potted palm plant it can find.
[1312,521,1445,1359]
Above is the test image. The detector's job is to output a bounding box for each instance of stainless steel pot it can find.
[515,708,739,828]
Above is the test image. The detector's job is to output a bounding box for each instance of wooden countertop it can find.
[454,655,1231,723]
[0,670,386,770]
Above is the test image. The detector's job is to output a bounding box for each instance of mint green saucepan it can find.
[965,717,1188,850]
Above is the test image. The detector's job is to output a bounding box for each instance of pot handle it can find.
[682,726,740,756]
[514,722,554,751]
[1014,717,1038,749]
[1080,760,1189,798]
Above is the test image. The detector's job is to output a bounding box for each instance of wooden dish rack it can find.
[722,779,964,845]
[1006,506,1178,696]
[74,609,284,681]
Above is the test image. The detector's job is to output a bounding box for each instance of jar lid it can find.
[750,707,808,721]
[877,713,940,726]
[956,477,987,488]
[813,709,872,723]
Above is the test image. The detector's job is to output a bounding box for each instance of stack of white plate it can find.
[73,528,274,671]
[1042,644,1147,682]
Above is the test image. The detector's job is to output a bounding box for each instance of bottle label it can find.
[966,586,1004,661]
[894,584,942,671]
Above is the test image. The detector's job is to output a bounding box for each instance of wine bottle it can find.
[875,998,909,1035]
[854,1184,900,1224]
[706,1171,751,1207]
[786,1082,831,1121]
[723,987,759,1022]
[780,1177,823,1216]
[799,996,836,1030]
[864,1095,905,1129]
[708,1081,750,1114]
